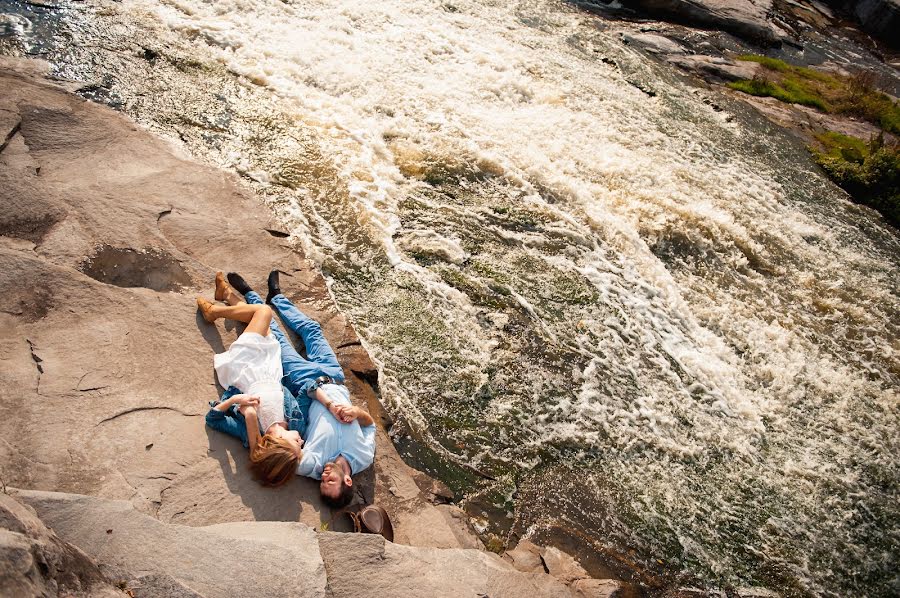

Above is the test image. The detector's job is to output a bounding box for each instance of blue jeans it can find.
[244,291,345,397]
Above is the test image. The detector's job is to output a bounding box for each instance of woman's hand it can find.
[214,394,260,413]
[234,395,260,409]
[239,402,258,416]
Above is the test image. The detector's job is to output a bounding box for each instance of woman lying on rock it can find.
[197,272,304,487]
[199,271,376,509]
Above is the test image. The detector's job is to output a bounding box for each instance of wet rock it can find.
[666,54,763,82]
[623,32,688,54]
[424,478,455,504]
[738,94,890,143]
[851,0,900,47]
[625,0,780,44]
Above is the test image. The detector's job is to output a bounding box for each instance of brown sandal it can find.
[196,297,217,324]
[214,271,231,302]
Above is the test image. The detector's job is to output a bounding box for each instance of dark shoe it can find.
[227,272,253,295]
[266,270,281,304]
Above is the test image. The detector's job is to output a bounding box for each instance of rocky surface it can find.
[619,0,780,44]
[0,56,629,596]
[0,492,122,597]
[0,54,474,551]
[10,488,584,598]
[844,0,900,47]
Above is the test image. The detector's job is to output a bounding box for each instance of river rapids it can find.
[1,0,898,595]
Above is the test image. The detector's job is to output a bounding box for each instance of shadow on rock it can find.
[204,428,321,523]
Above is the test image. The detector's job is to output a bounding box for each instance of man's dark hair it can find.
[322,479,354,510]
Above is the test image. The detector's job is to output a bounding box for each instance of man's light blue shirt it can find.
[296,384,376,479]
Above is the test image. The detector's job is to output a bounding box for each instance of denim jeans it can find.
[244,291,345,397]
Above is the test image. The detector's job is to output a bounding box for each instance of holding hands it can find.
[330,403,359,424]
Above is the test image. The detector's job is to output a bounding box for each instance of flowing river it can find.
[2,0,898,595]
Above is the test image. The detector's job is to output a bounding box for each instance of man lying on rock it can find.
[198,270,376,510]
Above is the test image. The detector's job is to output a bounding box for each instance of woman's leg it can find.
[217,271,246,307]
[244,289,316,385]
[197,299,273,336]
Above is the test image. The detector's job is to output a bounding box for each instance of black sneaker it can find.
[266,270,281,304]
[226,272,254,295]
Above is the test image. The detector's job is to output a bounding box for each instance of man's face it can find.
[320,461,344,498]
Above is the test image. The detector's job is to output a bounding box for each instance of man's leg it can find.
[269,294,343,376]
[244,290,321,391]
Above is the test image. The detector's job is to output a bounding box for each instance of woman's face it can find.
[275,427,303,456]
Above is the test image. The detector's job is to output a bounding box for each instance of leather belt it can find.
[313,375,343,388]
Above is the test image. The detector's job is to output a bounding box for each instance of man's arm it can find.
[333,404,374,427]
[351,406,374,427]
[310,387,349,421]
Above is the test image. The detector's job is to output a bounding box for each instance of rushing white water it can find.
[4,0,898,594]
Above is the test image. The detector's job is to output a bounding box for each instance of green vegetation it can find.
[727,55,900,228]
[728,55,900,135]
[729,78,828,111]
[811,132,900,228]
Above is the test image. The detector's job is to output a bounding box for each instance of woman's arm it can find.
[214,394,259,412]
[206,395,260,448]
[241,405,261,454]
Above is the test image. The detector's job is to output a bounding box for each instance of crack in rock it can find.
[0,120,21,155]
[26,339,44,396]
[157,207,172,223]
[336,340,363,350]
[95,406,200,427]
[26,339,43,374]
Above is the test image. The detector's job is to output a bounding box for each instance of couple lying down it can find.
[197,271,375,510]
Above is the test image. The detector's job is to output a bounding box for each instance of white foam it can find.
[91,0,900,593]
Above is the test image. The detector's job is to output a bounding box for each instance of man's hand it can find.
[330,404,356,424]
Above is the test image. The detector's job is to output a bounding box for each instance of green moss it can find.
[484,535,507,553]
[815,131,868,163]
[839,89,900,135]
[728,77,829,111]
[811,133,900,228]
[730,56,900,135]
[736,55,835,82]
[436,265,515,309]
[736,54,792,72]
